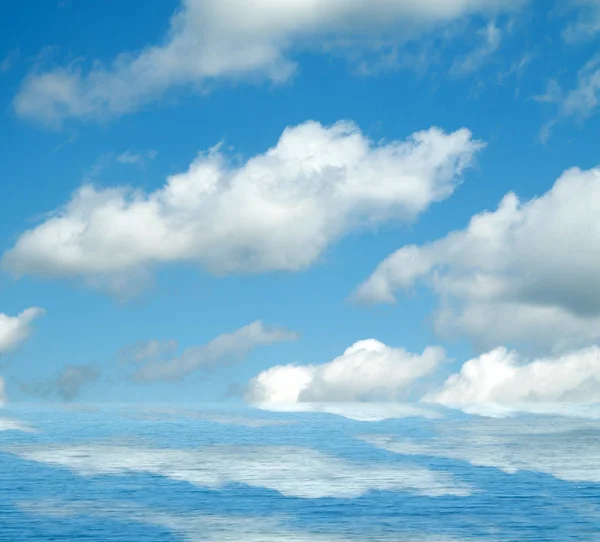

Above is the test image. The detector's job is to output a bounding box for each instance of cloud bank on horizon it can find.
[247,339,600,413]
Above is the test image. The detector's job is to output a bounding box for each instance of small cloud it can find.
[0,308,45,355]
[0,49,20,73]
[116,150,158,166]
[20,363,100,402]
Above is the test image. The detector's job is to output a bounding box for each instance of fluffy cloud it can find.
[14,0,525,126]
[246,339,447,405]
[2,121,483,295]
[425,346,600,406]
[127,321,298,382]
[355,166,600,351]
[7,442,470,498]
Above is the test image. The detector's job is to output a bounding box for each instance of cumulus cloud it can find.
[355,166,600,351]
[2,121,483,296]
[127,321,298,382]
[246,339,447,405]
[7,442,470,498]
[14,0,525,126]
[19,363,100,402]
[425,346,600,406]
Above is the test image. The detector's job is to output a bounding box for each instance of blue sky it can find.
[2,0,600,406]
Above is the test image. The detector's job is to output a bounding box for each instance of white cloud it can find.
[355,166,600,351]
[128,321,298,382]
[14,0,525,126]
[246,339,447,405]
[361,414,600,483]
[425,346,600,406]
[2,121,483,295]
[0,308,44,354]
[7,442,471,498]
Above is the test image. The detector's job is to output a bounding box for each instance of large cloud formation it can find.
[0,308,44,405]
[14,0,525,126]
[355,166,600,352]
[2,121,483,296]
[246,339,447,404]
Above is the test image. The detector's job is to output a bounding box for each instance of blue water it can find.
[1,405,599,541]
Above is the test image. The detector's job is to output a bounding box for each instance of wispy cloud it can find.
[127,321,298,383]
[13,0,526,126]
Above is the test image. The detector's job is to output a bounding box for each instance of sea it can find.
[1,403,599,541]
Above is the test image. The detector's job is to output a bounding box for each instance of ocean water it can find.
[1,404,599,541]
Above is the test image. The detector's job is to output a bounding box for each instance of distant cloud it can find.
[20,363,100,402]
[2,121,484,297]
[246,339,447,405]
[426,346,600,405]
[128,321,297,382]
[355,165,600,352]
[13,0,526,126]
[116,150,158,166]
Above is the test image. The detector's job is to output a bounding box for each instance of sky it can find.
[2,0,600,407]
